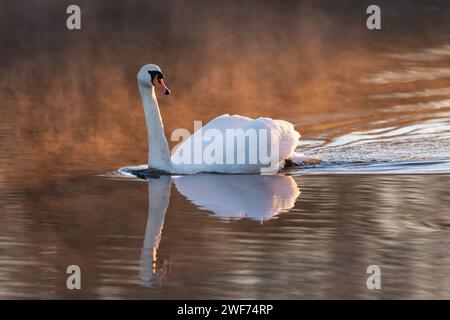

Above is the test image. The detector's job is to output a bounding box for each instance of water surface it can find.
[1,1,450,299]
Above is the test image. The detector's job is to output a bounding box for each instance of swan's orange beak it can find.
[153,78,171,95]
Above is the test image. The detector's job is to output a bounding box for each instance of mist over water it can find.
[0,1,450,299]
[1,0,450,182]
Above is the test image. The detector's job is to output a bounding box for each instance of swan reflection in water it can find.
[139,174,300,287]
[139,175,171,288]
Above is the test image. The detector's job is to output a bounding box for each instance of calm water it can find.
[1,1,450,299]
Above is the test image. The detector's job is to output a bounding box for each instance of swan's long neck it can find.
[139,83,172,171]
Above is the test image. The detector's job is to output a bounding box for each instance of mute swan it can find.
[138,64,312,174]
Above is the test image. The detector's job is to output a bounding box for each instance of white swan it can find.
[138,64,312,174]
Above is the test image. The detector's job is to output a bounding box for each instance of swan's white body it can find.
[138,64,309,174]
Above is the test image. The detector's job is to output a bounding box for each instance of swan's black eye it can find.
[148,71,164,82]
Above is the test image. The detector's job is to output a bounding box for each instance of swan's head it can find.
[137,64,170,95]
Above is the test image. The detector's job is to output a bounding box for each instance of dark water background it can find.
[0,0,449,298]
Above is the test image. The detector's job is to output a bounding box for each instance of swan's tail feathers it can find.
[286,152,321,166]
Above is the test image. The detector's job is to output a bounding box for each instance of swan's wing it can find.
[271,120,323,165]
[171,114,253,162]
[250,118,301,161]
[274,120,301,161]
[170,114,303,172]
[203,114,253,131]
